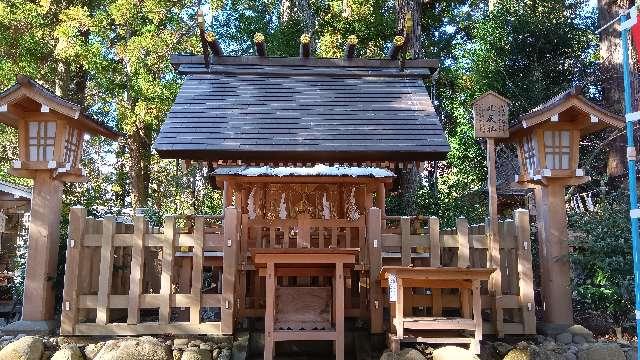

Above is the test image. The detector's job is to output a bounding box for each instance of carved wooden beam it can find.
[344,35,357,59]
[299,34,311,58]
[254,33,267,57]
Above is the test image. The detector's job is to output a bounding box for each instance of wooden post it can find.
[335,261,345,360]
[223,181,234,208]
[457,217,470,267]
[515,209,536,334]
[60,206,87,334]
[470,279,482,354]
[487,138,504,337]
[429,217,442,316]
[264,262,275,360]
[21,173,64,322]
[367,208,384,333]
[160,216,176,324]
[191,216,204,325]
[222,206,239,335]
[395,277,404,340]
[96,216,116,325]
[127,214,146,324]
[535,182,573,326]
[400,217,411,266]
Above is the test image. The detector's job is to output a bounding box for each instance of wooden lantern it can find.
[507,86,624,328]
[0,75,118,331]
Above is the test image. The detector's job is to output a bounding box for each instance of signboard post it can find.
[472,91,511,336]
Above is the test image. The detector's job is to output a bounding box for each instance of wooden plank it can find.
[127,215,145,324]
[60,207,87,335]
[471,279,482,354]
[96,216,116,325]
[403,317,475,330]
[400,217,411,266]
[515,209,536,334]
[367,208,384,334]
[160,216,176,324]
[264,262,275,360]
[429,217,442,317]
[335,261,345,360]
[457,218,470,268]
[191,216,204,325]
[273,330,337,341]
[222,207,238,335]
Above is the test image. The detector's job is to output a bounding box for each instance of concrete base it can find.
[1,320,57,336]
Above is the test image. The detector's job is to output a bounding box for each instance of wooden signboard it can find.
[472,92,511,138]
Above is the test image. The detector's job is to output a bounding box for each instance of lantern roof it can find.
[0,75,120,140]
[509,86,624,137]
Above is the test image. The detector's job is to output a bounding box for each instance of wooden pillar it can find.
[223,181,234,208]
[60,206,87,334]
[191,216,204,325]
[400,217,411,266]
[515,209,536,334]
[367,208,384,333]
[534,182,573,326]
[96,216,116,325]
[470,279,482,354]
[335,261,345,360]
[160,216,176,324]
[264,262,275,360]
[222,206,239,334]
[22,172,64,321]
[429,217,442,316]
[395,276,404,340]
[127,214,146,324]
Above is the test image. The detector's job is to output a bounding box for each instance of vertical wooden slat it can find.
[298,213,310,248]
[96,216,116,325]
[429,217,442,316]
[457,217,470,268]
[395,277,404,339]
[191,216,204,325]
[335,261,345,360]
[505,219,518,294]
[264,262,275,360]
[515,209,536,334]
[127,214,145,324]
[331,227,338,247]
[367,208,383,333]
[471,279,482,354]
[160,216,176,324]
[429,217,440,267]
[400,217,411,266]
[60,206,87,335]
[222,207,238,334]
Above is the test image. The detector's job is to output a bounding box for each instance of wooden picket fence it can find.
[60,206,241,335]
[366,208,535,336]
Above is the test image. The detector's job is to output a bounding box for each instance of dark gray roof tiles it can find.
[155,61,449,162]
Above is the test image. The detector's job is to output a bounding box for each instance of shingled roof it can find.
[154,56,449,163]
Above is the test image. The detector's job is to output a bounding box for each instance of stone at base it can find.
[1,320,57,335]
[538,322,571,337]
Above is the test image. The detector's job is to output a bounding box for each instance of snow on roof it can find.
[213,165,396,178]
[0,180,31,199]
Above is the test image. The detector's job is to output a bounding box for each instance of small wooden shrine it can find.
[57,32,536,359]
[0,75,119,332]
[507,86,624,327]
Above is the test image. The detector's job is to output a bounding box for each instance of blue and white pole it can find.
[620,10,640,357]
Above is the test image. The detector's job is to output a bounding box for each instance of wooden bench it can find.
[380,266,495,354]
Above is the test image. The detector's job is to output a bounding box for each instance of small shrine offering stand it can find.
[252,248,358,360]
[380,266,495,354]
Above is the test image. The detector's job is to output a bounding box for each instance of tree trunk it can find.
[395,0,422,58]
[127,131,151,209]
[599,0,632,177]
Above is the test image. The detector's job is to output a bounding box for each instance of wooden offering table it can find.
[380,266,495,354]
[252,248,358,360]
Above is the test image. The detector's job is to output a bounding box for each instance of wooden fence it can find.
[60,206,240,335]
[60,205,534,337]
[367,208,535,337]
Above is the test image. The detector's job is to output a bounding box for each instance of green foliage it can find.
[570,191,634,328]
